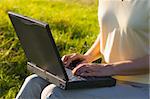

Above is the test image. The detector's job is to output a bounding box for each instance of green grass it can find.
[0,0,99,98]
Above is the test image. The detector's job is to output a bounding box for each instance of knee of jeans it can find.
[41,84,57,99]
[25,74,39,84]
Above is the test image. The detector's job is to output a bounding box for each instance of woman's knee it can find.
[16,74,45,99]
[41,84,59,99]
[25,74,39,83]
[25,74,49,87]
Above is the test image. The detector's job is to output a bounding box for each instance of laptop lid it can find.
[8,12,69,81]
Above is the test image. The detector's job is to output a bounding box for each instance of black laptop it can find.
[8,12,116,90]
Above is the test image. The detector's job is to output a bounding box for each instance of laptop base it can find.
[27,62,116,90]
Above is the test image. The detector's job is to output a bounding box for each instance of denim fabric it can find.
[42,83,149,99]
[16,74,49,99]
[16,74,149,99]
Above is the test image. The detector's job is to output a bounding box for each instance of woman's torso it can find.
[98,0,149,84]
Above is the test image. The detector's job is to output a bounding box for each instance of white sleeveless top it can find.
[98,0,149,84]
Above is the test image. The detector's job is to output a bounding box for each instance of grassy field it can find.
[0,0,99,98]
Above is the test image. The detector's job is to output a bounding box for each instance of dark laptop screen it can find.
[8,12,68,81]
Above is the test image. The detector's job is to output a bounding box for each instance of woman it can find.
[16,0,149,99]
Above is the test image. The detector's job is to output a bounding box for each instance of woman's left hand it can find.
[72,63,114,77]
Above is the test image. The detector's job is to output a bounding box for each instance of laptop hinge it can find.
[27,62,66,89]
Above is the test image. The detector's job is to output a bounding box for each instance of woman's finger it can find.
[61,55,70,63]
[72,64,92,75]
[61,53,76,66]
[72,64,84,75]
[65,53,80,67]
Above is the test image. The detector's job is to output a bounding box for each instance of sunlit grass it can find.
[0,0,99,98]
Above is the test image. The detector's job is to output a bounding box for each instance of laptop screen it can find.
[8,12,68,81]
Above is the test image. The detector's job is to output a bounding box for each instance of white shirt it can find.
[98,0,149,84]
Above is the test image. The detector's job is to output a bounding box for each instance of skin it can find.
[62,34,149,77]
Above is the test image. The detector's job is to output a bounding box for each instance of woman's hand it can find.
[72,55,149,77]
[72,63,114,77]
[61,53,91,69]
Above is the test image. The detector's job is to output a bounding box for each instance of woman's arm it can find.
[112,55,149,76]
[62,34,101,68]
[72,55,149,76]
[84,34,101,63]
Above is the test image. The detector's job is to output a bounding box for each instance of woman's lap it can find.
[42,80,149,99]
[16,74,149,99]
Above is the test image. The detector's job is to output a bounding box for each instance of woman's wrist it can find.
[83,54,96,63]
[105,63,117,76]
[83,54,92,63]
[108,62,125,76]
[108,60,134,76]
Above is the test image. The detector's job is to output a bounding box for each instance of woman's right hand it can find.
[61,53,90,69]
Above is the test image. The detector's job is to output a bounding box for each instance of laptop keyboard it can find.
[65,68,110,81]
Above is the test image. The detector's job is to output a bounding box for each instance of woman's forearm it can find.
[84,34,101,63]
[112,55,149,76]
